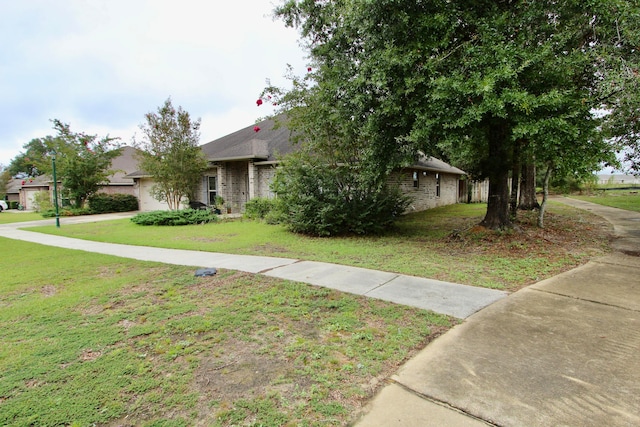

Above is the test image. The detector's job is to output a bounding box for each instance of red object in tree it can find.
[307,67,312,72]
[256,99,263,106]
[253,126,261,133]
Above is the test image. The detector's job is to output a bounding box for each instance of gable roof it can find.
[108,146,140,185]
[200,116,297,163]
[200,117,465,175]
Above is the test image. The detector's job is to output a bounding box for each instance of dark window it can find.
[413,171,419,188]
[435,173,440,197]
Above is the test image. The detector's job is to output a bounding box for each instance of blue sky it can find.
[0,0,307,167]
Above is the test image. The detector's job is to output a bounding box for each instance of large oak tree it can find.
[271,0,637,229]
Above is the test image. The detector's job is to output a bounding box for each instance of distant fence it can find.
[460,179,489,203]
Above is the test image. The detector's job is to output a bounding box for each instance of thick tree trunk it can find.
[480,119,512,229]
[482,171,511,229]
[518,162,540,210]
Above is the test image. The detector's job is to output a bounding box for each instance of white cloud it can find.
[0,0,307,166]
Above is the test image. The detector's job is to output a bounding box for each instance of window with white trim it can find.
[208,176,217,205]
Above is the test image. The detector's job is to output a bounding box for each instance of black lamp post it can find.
[51,152,60,228]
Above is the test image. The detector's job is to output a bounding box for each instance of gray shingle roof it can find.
[413,154,466,175]
[200,116,298,163]
[129,116,465,177]
[108,146,139,184]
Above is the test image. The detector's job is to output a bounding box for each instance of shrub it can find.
[33,191,53,213]
[244,197,280,220]
[88,193,139,214]
[9,201,19,209]
[272,155,412,236]
[131,209,218,226]
[41,207,92,218]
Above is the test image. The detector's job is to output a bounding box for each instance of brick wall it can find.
[255,165,277,199]
[393,169,461,212]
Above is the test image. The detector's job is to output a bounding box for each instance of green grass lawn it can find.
[0,238,453,426]
[569,191,640,212]
[24,202,612,290]
[0,211,43,224]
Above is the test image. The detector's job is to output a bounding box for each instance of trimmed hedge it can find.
[88,193,139,214]
[41,208,92,217]
[130,209,218,226]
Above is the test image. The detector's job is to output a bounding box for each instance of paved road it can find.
[355,197,640,426]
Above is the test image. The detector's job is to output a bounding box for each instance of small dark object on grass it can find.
[195,268,217,277]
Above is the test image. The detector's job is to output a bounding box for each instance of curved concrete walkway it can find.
[355,197,640,426]
[0,212,505,319]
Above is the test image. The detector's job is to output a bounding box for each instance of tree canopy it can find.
[7,136,59,178]
[51,120,122,207]
[134,98,207,210]
[8,121,121,207]
[269,0,638,229]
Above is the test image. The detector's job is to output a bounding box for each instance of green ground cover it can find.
[0,212,43,224]
[0,239,452,426]
[569,191,640,212]
[25,202,612,290]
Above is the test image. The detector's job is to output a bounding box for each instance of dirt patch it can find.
[80,349,102,361]
[251,244,291,254]
[119,319,137,330]
[41,285,58,297]
[194,341,292,400]
[189,236,226,243]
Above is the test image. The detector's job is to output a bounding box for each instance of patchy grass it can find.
[0,238,453,426]
[569,191,640,212]
[25,202,612,291]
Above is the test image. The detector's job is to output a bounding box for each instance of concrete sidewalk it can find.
[355,197,640,426]
[0,212,506,319]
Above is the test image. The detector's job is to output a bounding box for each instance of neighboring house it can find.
[597,174,640,185]
[5,178,22,205]
[5,146,139,210]
[190,117,466,214]
[10,175,50,210]
[99,146,139,196]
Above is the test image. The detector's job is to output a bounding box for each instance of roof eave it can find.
[209,155,270,163]
[409,165,466,175]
